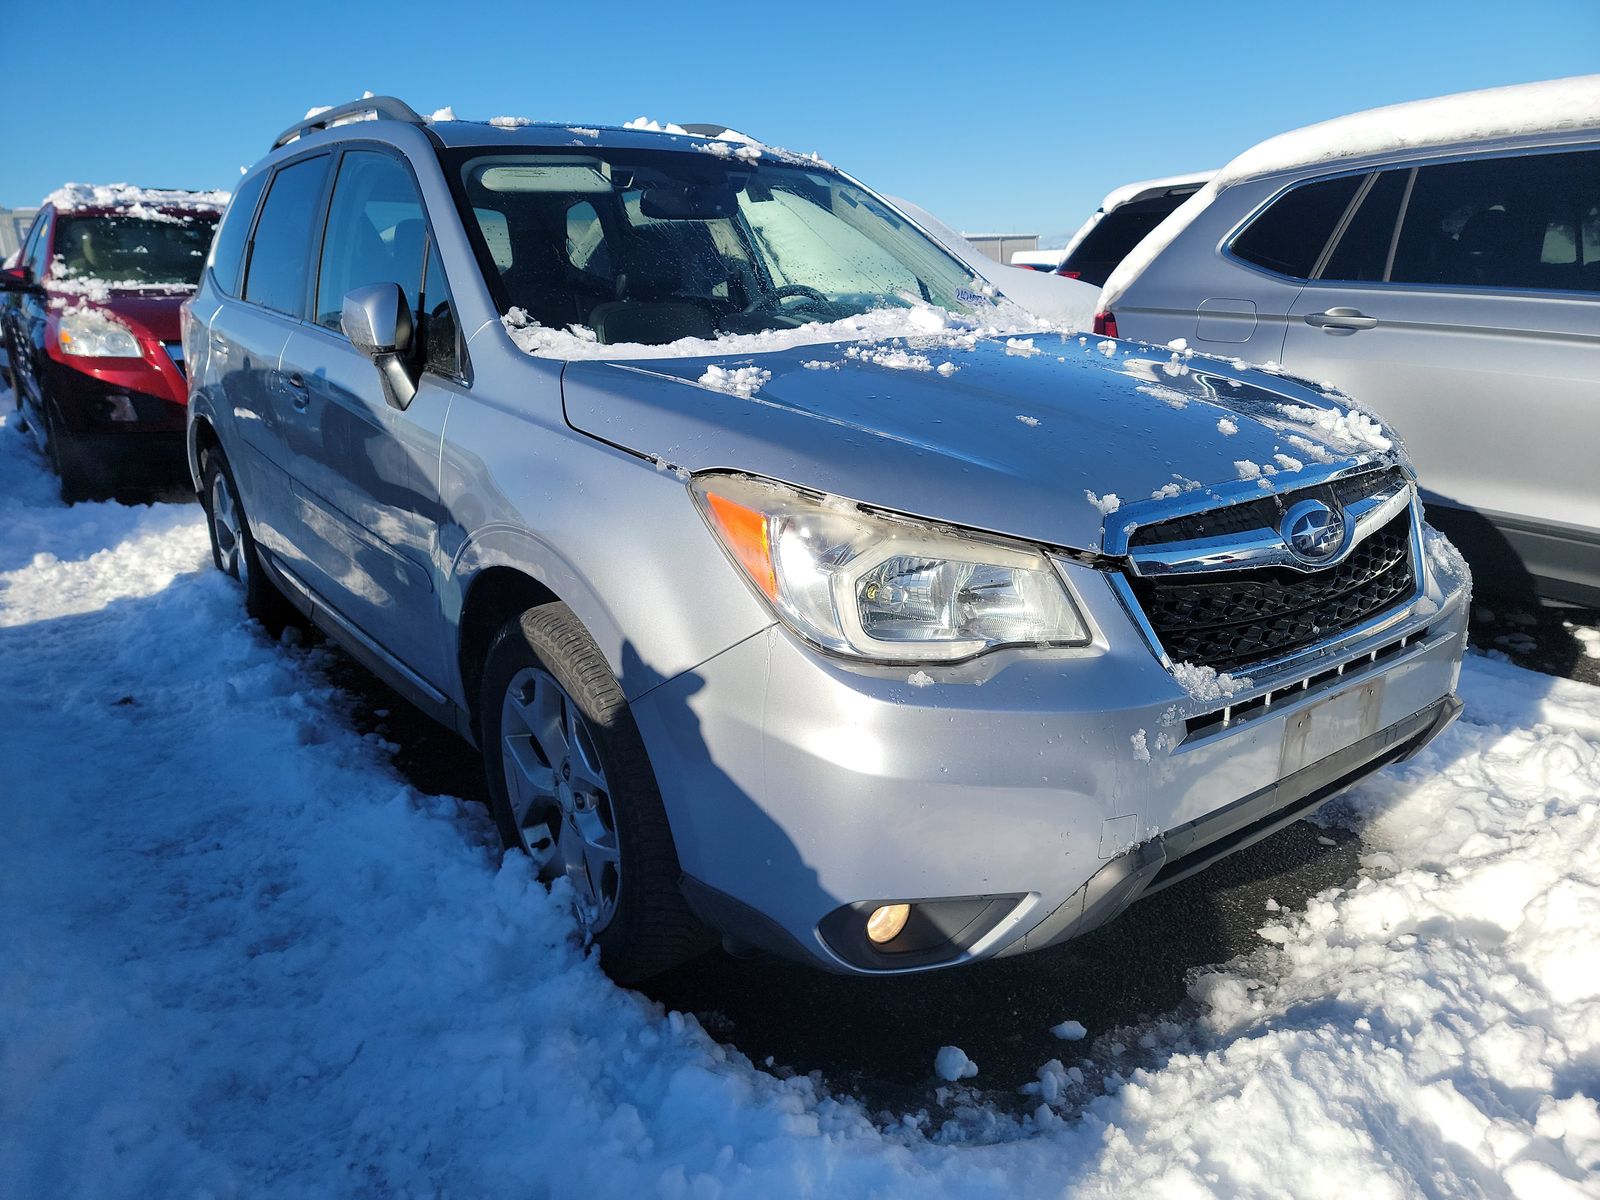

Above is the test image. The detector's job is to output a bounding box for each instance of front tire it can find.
[44,405,94,504]
[479,602,711,983]
[201,447,295,634]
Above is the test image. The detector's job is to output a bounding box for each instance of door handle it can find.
[1305,308,1378,332]
[281,371,310,411]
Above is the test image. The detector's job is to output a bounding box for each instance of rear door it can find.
[224,152,333,549]
[1280,147,1600,599]
[1119,174,1361,358]
[275,147,459,687]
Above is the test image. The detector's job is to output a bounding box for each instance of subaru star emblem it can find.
[1281,499,1347,565]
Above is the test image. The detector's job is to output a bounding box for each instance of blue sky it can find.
[5,0,1596,240]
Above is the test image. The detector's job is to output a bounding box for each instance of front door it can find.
[275,147,455,687]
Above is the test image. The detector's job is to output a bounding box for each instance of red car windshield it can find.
[53,213,217,288]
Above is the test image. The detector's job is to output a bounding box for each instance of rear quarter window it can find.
[1231,174,1363,279]
[208,171,268,297]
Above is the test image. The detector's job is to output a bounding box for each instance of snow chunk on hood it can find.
[697,364,770,397]
[501,295,1063,362]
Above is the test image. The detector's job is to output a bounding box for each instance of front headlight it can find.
[57,308,142,358]
[692,472,1091,662]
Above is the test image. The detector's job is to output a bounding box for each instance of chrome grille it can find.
[1117,466,1420,674]
[1128,512,1414,671]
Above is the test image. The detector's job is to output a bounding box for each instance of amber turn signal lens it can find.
[704,490,778,599]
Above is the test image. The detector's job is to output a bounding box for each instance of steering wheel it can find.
[748,283,836,318]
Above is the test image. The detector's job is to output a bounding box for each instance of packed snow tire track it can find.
[2,403,1597,1199]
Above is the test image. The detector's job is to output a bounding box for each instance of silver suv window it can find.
[1233,147,1600,294]
[314,150,427,330]
[242,154,331,318]
[1388,149,1599,293]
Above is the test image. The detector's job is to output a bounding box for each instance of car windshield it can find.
[52,213,217,287]
[447,147,983,346]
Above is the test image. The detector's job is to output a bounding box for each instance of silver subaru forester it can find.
[183,97,1469,981]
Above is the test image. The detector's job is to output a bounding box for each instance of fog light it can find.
[865,903,910,944]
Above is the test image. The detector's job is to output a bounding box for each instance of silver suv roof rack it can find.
[272,96,425,150]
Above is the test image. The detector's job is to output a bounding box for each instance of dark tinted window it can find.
[18,214,45,276]
[315,151,427,329]
[27,213,53,279]
[421,242,459,376]
[209,171,268,296]
[1321,170,1409,282]
[1060,192,1197,287]
[243,155,331,317]
[1231,174,1362,278]
[1391,149,1600,293]
[55,214,216,287]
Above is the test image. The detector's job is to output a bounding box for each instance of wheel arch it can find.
[455,563,561,744]
[188,410,220,489]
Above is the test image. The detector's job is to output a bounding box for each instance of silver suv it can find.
[1096,78,1600,606]
[184,97,1469,981]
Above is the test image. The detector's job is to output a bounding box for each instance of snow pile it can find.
[1101,74,1600,309]
[501,295,1061,363]
[1084,490,1121,515]
[3,395,1600,1197]
[697,364,771,397]
[42,182,229,215]
[623,115,691,135]
[845,344,935,372]
[1276,402,1394,454]
[1171,661,1250,702]
[935,1047,979,1083]
[696,140,763,161]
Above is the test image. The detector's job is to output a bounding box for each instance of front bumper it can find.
[631,558,1469,976]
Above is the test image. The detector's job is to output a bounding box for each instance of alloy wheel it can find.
[499,666,621,930]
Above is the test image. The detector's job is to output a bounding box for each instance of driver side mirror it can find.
[340,282,417,410]
[0,264,39,294]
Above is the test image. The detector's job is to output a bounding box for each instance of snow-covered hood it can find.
[47,286,189,342]
[561,336,1400,552]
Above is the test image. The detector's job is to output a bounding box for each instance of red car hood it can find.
[49,287,192,342]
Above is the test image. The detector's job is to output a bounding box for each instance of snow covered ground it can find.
[2,403,1598,1198]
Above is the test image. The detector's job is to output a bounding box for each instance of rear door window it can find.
[1389,149,1600,293]
[1319,169,1410,282]
[1231,174,1363,279]
[243,154,332,318]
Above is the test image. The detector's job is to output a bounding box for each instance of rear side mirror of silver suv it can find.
[341,283,417,410]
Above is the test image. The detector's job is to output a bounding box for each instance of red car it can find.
[1,184,224,500]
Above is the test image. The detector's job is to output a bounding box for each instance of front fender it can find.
[441,432,774,707]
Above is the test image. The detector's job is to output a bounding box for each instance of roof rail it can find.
[679,122,759,142]
[272,96,425,150]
